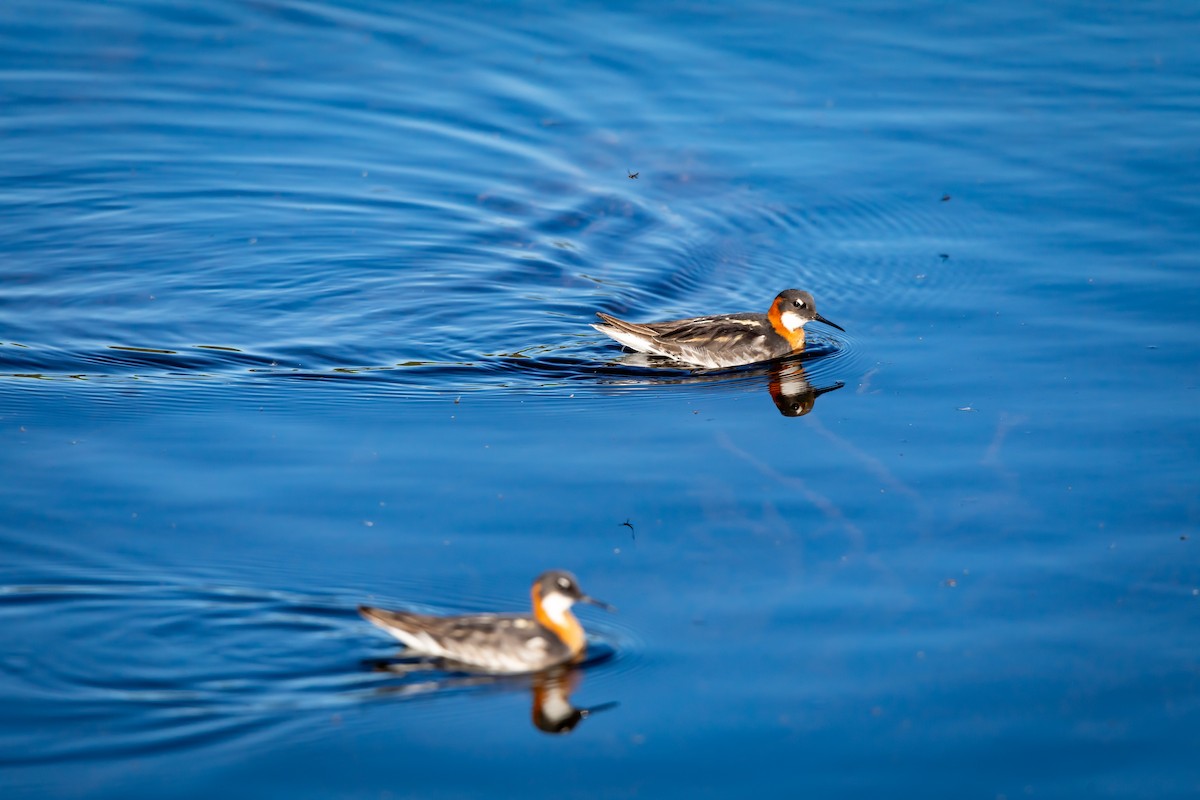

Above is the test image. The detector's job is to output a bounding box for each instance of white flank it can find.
[594,325,654,353]
[385,627,442,655]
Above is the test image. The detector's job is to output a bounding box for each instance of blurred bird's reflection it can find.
[364,655,617,735]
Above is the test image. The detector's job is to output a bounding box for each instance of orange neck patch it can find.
[767,300,807,351]
[532,586,585,656]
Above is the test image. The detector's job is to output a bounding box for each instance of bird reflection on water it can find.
[602,354,844,418]
[363,657,617,735]
[766,362,844,417]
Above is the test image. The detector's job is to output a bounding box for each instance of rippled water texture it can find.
[2,1,1199,798]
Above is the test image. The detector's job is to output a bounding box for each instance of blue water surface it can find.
[1,1,1198,797]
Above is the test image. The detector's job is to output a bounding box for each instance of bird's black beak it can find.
[813,380,845,398]
[580,594,615,612]
[814,313,845,332]
[579,700,620,717]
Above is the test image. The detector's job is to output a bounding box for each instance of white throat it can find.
[540,591,575,624]
[780,310,809,331]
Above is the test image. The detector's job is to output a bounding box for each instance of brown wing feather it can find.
[594,312,659,337]
[597,312,768,342]
[640,314,769,344]
[594,311,791,368]
[358,606,575,672]
[359,606,518,639]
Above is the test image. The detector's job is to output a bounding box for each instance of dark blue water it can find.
[3,1,1198,797]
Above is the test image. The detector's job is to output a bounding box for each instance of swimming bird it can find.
[359,570,612,674]
[593,289,843,369]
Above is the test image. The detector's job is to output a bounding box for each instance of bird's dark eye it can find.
[557,577,571,589]
[793,299,805,309]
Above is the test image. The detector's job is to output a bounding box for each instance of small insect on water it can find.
[627,170,639,179]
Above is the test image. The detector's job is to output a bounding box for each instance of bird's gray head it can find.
[534,570,613,612]
[773,289,845,333]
